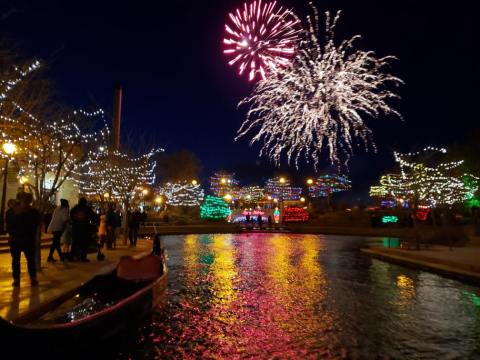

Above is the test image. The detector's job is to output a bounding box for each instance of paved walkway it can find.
[362,245,480,284]
[0,239,152,321]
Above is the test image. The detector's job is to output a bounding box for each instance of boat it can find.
[0,251,167,355]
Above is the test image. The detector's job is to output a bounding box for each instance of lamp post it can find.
[1,142,17,233]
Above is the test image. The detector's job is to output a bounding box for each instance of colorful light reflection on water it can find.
[120,234,480,359]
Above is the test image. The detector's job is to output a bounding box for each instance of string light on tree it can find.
[308,174,351,198]
[283,206,309,222]
[158,181,204,206]
[372,148,479,207]
[264,176,302,201]
[200,195,231,220]
[209,171,240,198]
[239,185,264,201]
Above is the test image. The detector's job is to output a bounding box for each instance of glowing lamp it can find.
[2,142,17,155]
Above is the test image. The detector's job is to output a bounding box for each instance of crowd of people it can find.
[5,192,147,288]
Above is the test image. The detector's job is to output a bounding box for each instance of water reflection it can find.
[120,234,480,359]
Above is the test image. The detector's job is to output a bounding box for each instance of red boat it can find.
[0,252,167,356]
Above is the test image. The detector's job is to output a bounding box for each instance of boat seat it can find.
[117,254,163,281]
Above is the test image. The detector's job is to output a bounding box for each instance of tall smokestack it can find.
[111,85,122,151]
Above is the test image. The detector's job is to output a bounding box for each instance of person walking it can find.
[106,204,118,249]
[70,198,96,262]
[97,210,107,248]
[128,208,142,247]
[6,192,41,287]
[47,199,70,262]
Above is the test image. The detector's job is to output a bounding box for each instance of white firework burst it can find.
[236,9,403,168]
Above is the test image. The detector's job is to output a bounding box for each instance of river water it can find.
[119,234,480,359]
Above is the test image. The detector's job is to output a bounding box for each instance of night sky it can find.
[0,0,475,203]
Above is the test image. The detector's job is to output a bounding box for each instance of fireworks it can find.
[236,9,403,168]
[223,0,300,81]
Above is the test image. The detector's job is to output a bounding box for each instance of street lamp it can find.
[191,179,198,185]
[307,178,314,185]
[1,142,17,233]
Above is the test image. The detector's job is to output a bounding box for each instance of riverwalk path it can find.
[362,245,480,285]
[0,240,151,321]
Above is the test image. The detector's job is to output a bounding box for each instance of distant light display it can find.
[223,0,301,81]
[239,185,264,201]
[382,216,398,224]
[209,171,240,198]
[308,174,351,198]
[200,195,231,220]
[273,207,280,223]
[264,177,302,201]
[283,206,309,222]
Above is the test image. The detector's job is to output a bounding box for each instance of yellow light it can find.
[273,198,278,203]
[155,196,162,204]
[307,178,314,185]
[2,142,17,155]
[279,177,286,184]
[103,193,110,198]
[300,197,306,202]
[246,195,251,199]
[142,189,149,195]
[267,195,272,200]
[224,194,232,201]
[191,179,198,185]
[19,176,29,184]
[221,178,227,184]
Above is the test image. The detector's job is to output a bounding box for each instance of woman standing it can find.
[97,210,107,248]
[47,199,70,262]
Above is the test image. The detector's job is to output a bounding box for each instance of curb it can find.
[361,248,480,285]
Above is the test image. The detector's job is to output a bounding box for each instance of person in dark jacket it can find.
[106,204,118,249]
[70,198,96,262]
[6,192,41,287]
[128,208,142,247]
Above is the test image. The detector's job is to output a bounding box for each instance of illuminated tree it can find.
[158,181,204,207]
[374,147,478,208]
[209,171,240,198]
[200,195,231,220]
[264,177,302,201]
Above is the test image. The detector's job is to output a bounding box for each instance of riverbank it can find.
[362,246,480,285]
[142,223,410,238]
[0,240,151,321]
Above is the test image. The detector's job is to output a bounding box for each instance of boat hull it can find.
[0,268,167,355]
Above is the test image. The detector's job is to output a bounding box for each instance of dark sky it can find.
[0,0,476,202]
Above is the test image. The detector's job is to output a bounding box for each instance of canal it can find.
[119,234,480,359]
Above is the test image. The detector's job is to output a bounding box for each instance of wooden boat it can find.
[0,252,167,355]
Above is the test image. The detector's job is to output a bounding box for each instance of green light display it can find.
[382,215,398,224]
[200,195,231,220]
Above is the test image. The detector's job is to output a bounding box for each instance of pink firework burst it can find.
[223,0,301,81]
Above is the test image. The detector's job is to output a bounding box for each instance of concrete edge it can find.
[361,248,480,285]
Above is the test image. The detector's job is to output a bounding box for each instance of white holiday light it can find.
[158,181,204,206]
